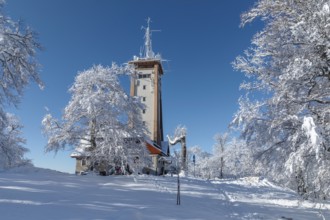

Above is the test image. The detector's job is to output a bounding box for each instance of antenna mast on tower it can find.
[144,17,154,58]
[142,17,160,60]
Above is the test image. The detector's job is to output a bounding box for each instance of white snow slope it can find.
[0,167,329,220]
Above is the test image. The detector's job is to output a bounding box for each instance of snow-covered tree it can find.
[0,1,43,107]
[167,125,187,172]
[0,112,30,169]
[224,138,255,178]
[187,145,211,178]
[42,64,149,173]
[210,133,228,179]
[186,137,254,179]
[0,1,42,169]
[193,135,255,180]
[232,0,330,199]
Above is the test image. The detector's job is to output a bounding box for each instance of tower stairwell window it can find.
[138,74,151,79]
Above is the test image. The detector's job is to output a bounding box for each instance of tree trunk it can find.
[220,157,224,179]
[181,136,187,172]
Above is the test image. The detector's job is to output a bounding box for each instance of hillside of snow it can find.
[0,166,329,220]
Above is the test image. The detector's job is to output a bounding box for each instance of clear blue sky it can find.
[6,0,261,173]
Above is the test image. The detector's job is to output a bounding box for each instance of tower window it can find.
[82,159,87,166]
[143,85,146,90]
[142,109,146,114]
[142,97,146,102]
[138,74,151,79]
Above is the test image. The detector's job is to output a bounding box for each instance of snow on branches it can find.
[42,64,149,173]
[0,1,42,170]
[167,125,186,146]
[232,0,330,199]
[0,3,43,107]
[0,112,30,170]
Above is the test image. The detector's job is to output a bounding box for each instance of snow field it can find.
[0,167,329,220]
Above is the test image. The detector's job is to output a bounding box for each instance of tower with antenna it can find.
[129,18,168,175]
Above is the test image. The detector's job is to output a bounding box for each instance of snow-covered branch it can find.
[232,0,330,199]
[42,64,149,172]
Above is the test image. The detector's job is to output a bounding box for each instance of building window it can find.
[142,121,146,125]
[82,159,86,166]
[143,85,146,90]
[142,97,146,102]
[142,109,146,114]
[138,74,151,79]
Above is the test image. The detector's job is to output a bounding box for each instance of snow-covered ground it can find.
[0,167,329,220]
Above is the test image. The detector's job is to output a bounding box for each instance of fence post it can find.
[177,174,181,205]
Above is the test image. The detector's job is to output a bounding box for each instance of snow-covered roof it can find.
[71,135,169,158]
[70,139,92,158]
[145,139,169,156]
[70,150,91,158]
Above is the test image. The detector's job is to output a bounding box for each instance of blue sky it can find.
[6,0,261,173]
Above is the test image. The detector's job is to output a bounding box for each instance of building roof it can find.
[71,138,170,159]
[145,139,169,156]
[128,59,164,75]
[70,138,92,158]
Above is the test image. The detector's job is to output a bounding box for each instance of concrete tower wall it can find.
[134,69,155,141]
[129,60,163,146]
